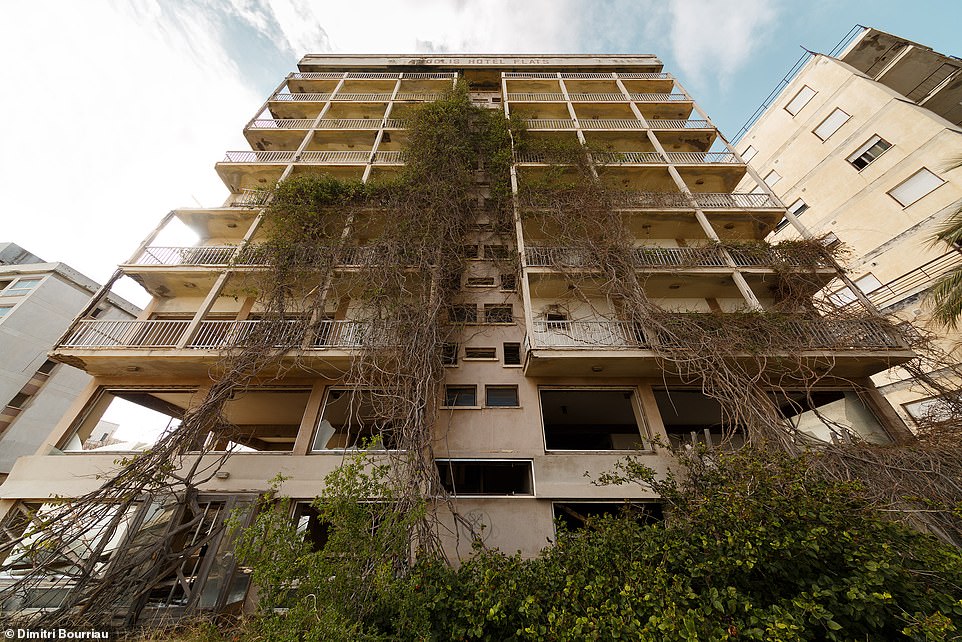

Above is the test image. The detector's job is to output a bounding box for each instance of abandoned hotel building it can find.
[0,54,920,620]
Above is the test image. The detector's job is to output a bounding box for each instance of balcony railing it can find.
[508,92,687,103]
[664,152,740,164]
[593,151,666,163]
[528,317,904,351]
[372,151,407,164]
[132,246,240,266]
[231,188,272,207]
[59,319,366,350]
[271,93,331,101]
[524,191,780,210]
[290,72,456,80]
[222,151,295,163]
[523,119,578,130]
[248,119,315,129]
[525,245,831,269]
[691,193,780,208]
[395,92,445,101]
[647,119,710,129]
[315,118,405,129]
[298,150,371,164]
[579,119,647,130]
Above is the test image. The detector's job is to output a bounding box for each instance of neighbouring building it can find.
[735,27,962,427]
[0,55,918,622]
[0,244,139,481]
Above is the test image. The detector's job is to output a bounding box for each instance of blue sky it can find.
[3,0,961,305]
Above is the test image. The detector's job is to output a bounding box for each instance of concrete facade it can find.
[0,55,917,620]
[737,27,962,428]
[0,245,139,478]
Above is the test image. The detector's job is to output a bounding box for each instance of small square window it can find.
[484,305,513,324]
[741,145,758,162]
[486,386,519,407]
[444,386,477,407]
[502,342,522,366]
[848,135,891,170]
[763,170,781,188]
[785,85,816,116]
[500,273,517,291]
[441,343,459,366]
[449,305,478,323]
[813,108,850,141]
[464,347,497,360]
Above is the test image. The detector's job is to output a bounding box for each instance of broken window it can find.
[60,388,198,452]
[294,503,330,552]
[203,388,311,452]
[553,502,662,531]
[653,388,745,450]
[541,389,647,450]
[771,390,889,444]
[436,460,533,495]
[312,389,398,450]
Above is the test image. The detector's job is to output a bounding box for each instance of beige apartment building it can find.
[737,27,962,426]
[0,55,917,621]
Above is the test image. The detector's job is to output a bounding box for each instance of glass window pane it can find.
[485,386,519,407]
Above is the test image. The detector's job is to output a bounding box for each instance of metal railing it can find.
[60,320,191,348]
[630,93,689,102]
[331,92,393,101]
[231,188,272,207]
[579,119,647,130]
[313,118,397,129]
[503,72,671,80]
[298,150,371,164]
[133,246,239,266]
[373,151,406,163]
[665,152,740,164]
[58,319,369,350]
[289,72,342,80]
[395,92,445,101]
[506,92,565,101]
[692,193,780,208]
[859,251,962,310]
[271,92,331,101]
[289,72,455,80]
[593,151,665,163]
[528,317,904,350]
[222,151,295,163]
[523,119,578,130]
[248,119,315,129]
[647,119,711,129]
[525,245,828,269]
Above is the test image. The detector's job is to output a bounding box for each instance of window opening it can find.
[443,385,477,408]
[541,389,645,450]
[436,460,533,495]
[312,389,398,450]
[848,135,891,170]
[553,502,663,531]
[485,386,519,407]
[502,342,522,366]
[484,304,513,324]
[653,389,745,450]
[464,347,496,360]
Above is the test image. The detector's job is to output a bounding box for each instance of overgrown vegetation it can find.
[192,449,962,641]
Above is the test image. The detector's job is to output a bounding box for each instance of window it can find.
[785,85,816,115]
[460,244,480,259]
[444,385,477,407]
[486,385,519,407]
[500,273,517,291]
[903,395,955,427]
[484,244,510,259]
[541,389,646,450]
[448,304,478,323]
[741,145,758,162]
[436,460,533,495]
[313,389,398,450]
[484,304,513,324]
[2,277,42,297]
[0,305,13,319]
[502,342,522,366]
[888,168,944,207]
[820,232,840,249]
[441,343,459,366]
[465,276,495,287]
[813,108,850,141]
[775,198,809,232]
[464,347,497,360]
[763,169,781,188]
[553,502,663,531]
[653,389,745,450]
[37,359,58,375]
[848,135,891,170]
[771,390,889,444]
[7,392,30,410]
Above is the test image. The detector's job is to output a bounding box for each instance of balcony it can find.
[524,244,833,270]
[53,319,367,377]
[523,316,913,378]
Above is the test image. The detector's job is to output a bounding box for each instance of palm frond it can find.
[928,268,962,329]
